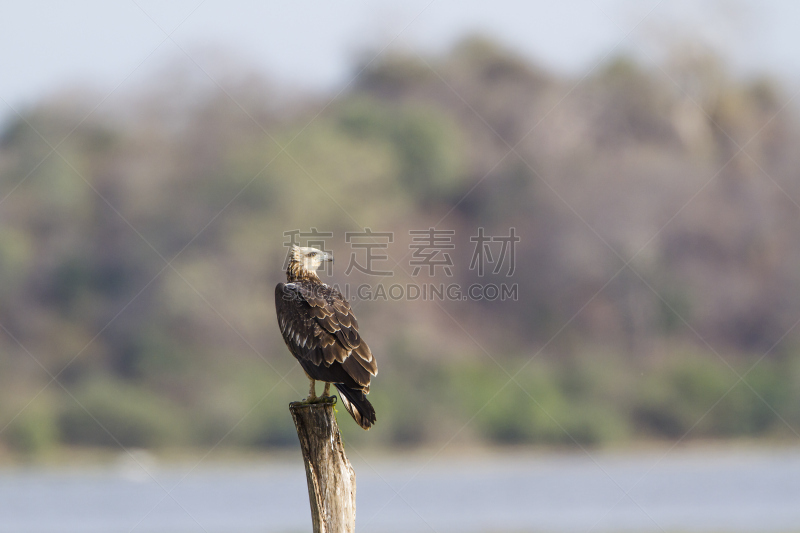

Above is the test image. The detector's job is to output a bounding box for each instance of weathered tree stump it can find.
[289,397,356,533]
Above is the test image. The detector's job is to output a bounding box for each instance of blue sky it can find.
[1,0,798,119]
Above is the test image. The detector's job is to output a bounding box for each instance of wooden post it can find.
[289,397,356,533]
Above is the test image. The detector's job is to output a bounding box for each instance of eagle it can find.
[275,245,378,429]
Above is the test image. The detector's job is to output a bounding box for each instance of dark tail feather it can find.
[334,384,376,430]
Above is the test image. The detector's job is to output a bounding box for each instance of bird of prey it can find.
[275,245,378,429]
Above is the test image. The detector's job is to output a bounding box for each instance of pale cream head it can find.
[290,245,333,274]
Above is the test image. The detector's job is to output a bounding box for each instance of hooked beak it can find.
[324,252,334,263]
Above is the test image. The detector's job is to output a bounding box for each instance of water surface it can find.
[2,448,799,532]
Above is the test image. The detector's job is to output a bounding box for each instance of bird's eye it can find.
[310,252,317,257]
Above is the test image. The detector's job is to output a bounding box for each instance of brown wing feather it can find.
[275,282,378,384]
[352,342,378,375]
[275,283,323,365]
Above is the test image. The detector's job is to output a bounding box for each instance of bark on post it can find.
[289,397,356,533]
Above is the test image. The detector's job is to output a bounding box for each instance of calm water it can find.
[2,448,799,533]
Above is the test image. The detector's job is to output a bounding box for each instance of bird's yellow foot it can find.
[302,393,318,404]
[301,381,334,404]
[309,396,332,404]
[303,395,336,405]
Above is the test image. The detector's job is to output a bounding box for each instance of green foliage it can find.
[220,374,300,448]
[58,377,190,448]
[633,352,796,439]
[337,99,464,204]
[450,361,629,446]
[0,228,31,302]
[0,39,799,454]
[4,396,60,456]
[393,109,463,203]
[635,355,736,438]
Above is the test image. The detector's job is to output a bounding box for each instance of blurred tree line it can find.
[2,37,800,457]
